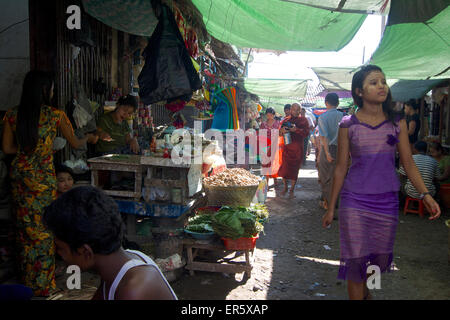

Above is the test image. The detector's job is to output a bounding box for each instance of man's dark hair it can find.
[44,186,125,254]
[414,141,428,154]
[325,93,339,107]
[284,104,291,111]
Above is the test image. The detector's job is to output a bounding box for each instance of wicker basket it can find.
[203,184,259,207]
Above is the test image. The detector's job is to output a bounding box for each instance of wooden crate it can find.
[143,165,191,205]
[88,155,143,201]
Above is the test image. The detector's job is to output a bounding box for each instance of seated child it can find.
[55,164,75,196]
[44,186,177,300]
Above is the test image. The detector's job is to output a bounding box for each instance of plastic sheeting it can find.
[390,79,446,102]
[311,67,446,102]
[138,5,202,104]
[312,66,399,90]
[370,0,450,80]
[243,79,309,114]
[244,79,308,98]
[312,67,357,91]
[82,0,158,36]
[191,0,367,51]
[281,0,391,14]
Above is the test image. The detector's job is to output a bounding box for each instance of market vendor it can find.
[94,95,140,155]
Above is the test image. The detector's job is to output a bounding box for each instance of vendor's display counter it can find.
[87,156,266,281]
[87,154,205,279]
[182,237,254,278]
[88,155,200,208]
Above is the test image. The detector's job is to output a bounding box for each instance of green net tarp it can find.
[281,0,391,14]
[243,78,309,114]
[389,79,446,102]
[312,67,444,102]
[370,0,450,80]
[244,78,308,98]
[83,0,158,36]
[312,67,357,91]
[259,97,301,114]
[191,0,367,51]
[312,67,399,90]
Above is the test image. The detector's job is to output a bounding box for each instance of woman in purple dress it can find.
[322,65,441,300]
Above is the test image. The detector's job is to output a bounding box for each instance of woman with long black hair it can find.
[2,70,97,296]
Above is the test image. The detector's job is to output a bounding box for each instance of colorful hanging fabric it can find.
[173,4,199,58]
[165,99,187,113]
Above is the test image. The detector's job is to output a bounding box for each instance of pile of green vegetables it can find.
[185,214,214,233]
[248,204,269,222]
[211,206,267,240]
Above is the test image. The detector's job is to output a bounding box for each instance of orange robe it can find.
[277,115,310,180]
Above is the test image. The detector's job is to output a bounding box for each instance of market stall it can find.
[87,154,267,279]
[59,0,267,281]
[182,168,268,278]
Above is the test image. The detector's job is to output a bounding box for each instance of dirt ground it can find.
[43,152,450,300]
[171,153,450,300]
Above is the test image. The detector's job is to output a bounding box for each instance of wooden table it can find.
[183,238,254,277]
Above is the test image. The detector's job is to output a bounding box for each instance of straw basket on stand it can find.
[203,184,259,207]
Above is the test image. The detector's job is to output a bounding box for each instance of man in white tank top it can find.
[44,186,177,300]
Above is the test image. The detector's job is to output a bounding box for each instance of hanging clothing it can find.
[4,105,74,296]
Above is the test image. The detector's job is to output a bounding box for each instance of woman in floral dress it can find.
[2,71,97,296]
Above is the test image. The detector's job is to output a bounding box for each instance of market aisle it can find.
[46,152,449,300]
[171,152,450,300]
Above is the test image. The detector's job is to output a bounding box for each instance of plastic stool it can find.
[403,197,425,218]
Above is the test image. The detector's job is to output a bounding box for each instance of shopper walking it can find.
[317,93,343,210]
[260,108,281,187]
[321,65,440,300]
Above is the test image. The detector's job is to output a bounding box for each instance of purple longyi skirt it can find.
[338,190,399,283]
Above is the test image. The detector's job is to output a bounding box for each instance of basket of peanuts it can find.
[203,168,261,207]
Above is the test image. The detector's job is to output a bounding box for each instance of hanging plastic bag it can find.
[138,5,202,105]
